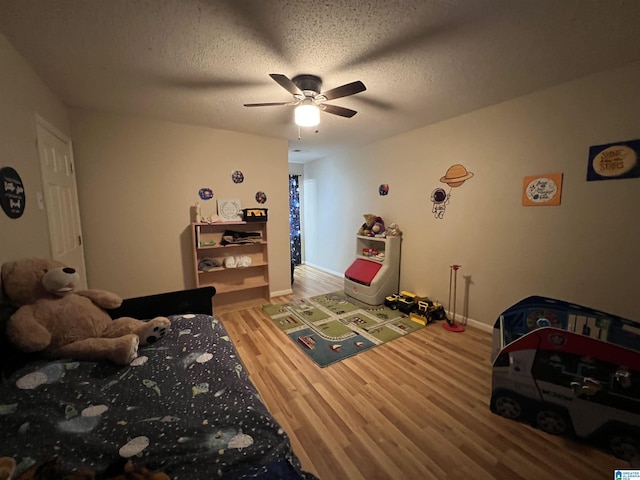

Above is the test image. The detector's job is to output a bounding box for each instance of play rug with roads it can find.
[262,290,424,367]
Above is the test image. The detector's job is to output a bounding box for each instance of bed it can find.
[0,287,316,479]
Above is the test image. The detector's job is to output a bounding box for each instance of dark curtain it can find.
[289,175,301,265]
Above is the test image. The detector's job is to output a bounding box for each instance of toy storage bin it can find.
[344,235,401,305]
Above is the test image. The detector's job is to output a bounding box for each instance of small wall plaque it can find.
[1,166,26,219]
[217,198,242,221]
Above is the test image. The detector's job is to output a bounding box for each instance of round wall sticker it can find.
[1,166,26,219]
[255,191,267,204]
[231,171,245,184]
[198,188,214,200]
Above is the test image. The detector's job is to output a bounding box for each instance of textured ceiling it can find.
[1,0,640,163]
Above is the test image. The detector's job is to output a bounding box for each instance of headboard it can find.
[106,286,216,319]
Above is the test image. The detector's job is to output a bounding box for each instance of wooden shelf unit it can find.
[191,221,269,311]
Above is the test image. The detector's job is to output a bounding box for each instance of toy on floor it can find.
[384,291,446,325]
[410,298,447,326]
[491,295,640,461]
[443,264,464,332]
[384,291,417,312]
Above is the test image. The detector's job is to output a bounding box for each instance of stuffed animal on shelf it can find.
[386,222,402,237]
[371,220,385,237]
[357,213,385,237]
[0,258,171,365]
[357,213,375,236]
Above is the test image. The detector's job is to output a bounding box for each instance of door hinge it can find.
[78,235,82,246]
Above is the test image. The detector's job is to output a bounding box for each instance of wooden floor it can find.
[217,265,624,480]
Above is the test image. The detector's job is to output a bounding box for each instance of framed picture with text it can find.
[522,173,563,206]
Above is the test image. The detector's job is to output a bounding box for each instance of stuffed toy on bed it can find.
[0,258,170,365]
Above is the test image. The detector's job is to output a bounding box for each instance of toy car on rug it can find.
[385,291,420,313]
[384,291,447,325]
[409,298,447,326]
[490,295,640,461]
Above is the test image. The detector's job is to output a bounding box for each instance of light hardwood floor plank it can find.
[217,264,625,479]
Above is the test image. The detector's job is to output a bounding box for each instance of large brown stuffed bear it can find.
[1,258,170,365]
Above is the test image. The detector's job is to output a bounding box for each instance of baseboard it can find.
[300,265,494,332]
[302,262,343,278]
[270,288,293,297]
[446,311,493,333]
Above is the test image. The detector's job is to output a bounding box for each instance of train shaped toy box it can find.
[490,295,640,461]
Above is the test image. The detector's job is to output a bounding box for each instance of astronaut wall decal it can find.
[431,164,474,219]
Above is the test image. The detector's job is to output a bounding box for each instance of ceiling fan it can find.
[244,74,366,127]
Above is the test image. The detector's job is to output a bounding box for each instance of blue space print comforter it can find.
[0,314,315,479]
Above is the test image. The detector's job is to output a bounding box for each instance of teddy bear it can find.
[385,222,402,236]
[371,220,385,237]
[0,457,15,480]
[0,258,171,366]
[357,213,385,237]
[357,213,375,236]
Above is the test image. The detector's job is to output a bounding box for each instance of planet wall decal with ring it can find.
[440,164,474,187]
[431,164,474,219]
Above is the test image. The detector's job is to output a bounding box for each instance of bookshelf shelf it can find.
[191,221,269,311]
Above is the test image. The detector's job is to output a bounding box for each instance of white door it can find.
[36,118,88,289]
[303,179,317,265]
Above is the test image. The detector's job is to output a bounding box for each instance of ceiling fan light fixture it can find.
[294,103,320,127]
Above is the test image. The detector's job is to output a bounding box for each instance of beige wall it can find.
[1,31,291,301]
[4,27,639,326]
[304,60,640,327]
[68,110,290,298]
[0,33,71,266]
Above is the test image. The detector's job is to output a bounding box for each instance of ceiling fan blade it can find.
[322,104,358,118]
[244,102,293,107]
[269,74,303,96]
[321,81,366,101]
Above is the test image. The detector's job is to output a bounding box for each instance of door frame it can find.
[35,113,88,289]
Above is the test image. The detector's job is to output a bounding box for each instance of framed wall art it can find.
[587,139,639,181]
[522,173,563,206]
[217,198,242,221]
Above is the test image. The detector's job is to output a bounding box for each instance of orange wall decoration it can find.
[522,173,563,206]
